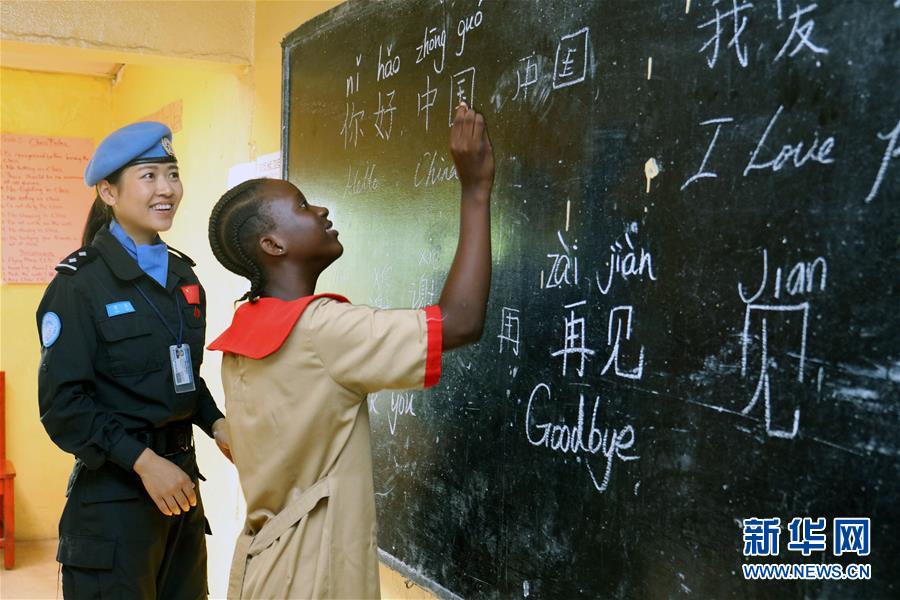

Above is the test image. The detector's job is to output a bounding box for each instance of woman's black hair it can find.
[208,178,277,303]
[80,167,124,246]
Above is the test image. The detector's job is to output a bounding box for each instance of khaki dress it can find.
[210,295,442,599]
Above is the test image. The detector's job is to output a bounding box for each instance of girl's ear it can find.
[97,180,118,207]
[259,234,286,257]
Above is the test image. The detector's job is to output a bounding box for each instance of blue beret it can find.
[84,121,177,186]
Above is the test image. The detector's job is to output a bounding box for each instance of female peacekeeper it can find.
[35,121,231,599]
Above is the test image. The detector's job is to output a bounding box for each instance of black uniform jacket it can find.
[36,226,224,473]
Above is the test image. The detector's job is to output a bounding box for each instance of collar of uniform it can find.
[109,220,169,287]
[208,293,349,359]
[165,250,195,292]
[92,226,145,282]
[94,226,192,292]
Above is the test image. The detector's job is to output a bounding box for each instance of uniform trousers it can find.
[57,450,208,600]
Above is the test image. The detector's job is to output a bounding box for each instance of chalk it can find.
[647,56,652,80]
[565,199,571,231]
[644,158,660,193]
[685,0,691,14]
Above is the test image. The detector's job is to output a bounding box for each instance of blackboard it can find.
[282,1,899,597]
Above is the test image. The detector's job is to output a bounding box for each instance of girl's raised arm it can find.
[438,103,495,350]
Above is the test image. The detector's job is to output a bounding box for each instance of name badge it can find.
[169,344,196,393]
[106,301,135,317]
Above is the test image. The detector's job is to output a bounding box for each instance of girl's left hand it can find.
[212,418,233,463]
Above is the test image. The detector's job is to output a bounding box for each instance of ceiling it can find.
[1,46,122,78]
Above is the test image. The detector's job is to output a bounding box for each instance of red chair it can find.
[0,371,15,568]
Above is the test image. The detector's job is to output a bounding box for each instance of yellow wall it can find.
[251,0,342,156]
[1,1,436,597]
[1,0,254,65]
[0,67,113,540]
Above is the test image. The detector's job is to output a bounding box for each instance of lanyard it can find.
[133,283,184,345]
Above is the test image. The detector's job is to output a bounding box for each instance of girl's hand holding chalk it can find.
[450,101,495,197]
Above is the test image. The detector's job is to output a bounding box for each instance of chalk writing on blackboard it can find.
[513,53,539,100]
[525,383,639,493]
[418,248,439,267]
[595,226,657,295]
[864,118,900,203]
[736,249,828,439]
[410,271,437,309]
[389,391,417,435]
[449,67,476,125]
[344,161,379,196]
[744,105,836,176]
[415,25,447,74]
[601,305,646,381]
[697,1,752,69]
[498,307,521,356]
[414,150,458,187]
[773,3,829,62]
[737,249,828,304]
[455,0,484,57]
[368,264,394,309]
[551,300,595,378]
[417,75,439,131]
[697,1,829,69]
[544,230,579,289]
[680,117,734,190]
[374,90,397,140]
[341,54,366,148]
[682,106,837,188]
[553,27,590,89]
[740,303,809,439]
[377,43,401,81]
[281,0,900,594]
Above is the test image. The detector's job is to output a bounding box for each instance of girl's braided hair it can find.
[208,178,276,303]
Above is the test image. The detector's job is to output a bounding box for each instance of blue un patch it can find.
[41,312,62,348]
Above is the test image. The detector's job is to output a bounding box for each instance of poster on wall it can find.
[227,151,282,187]
[1,134,94,284]
[140,99,183,134]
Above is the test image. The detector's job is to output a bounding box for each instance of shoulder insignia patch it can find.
[55,247,98,275]
[168,246,196,267]
[41,311,62,347]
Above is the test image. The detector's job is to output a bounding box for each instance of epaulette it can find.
[167,246,196,267]
[55,247,99,275]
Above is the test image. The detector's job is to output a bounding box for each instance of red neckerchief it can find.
[208,294,349,359]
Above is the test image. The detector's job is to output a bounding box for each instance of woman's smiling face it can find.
[103,162,182,243]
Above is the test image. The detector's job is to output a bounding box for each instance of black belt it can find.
[134,421,194,457]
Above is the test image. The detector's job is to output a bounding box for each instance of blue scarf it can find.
[109,220,169,287]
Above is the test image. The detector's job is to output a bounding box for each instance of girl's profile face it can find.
[103,162,182,242]
[262,179,343,266]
